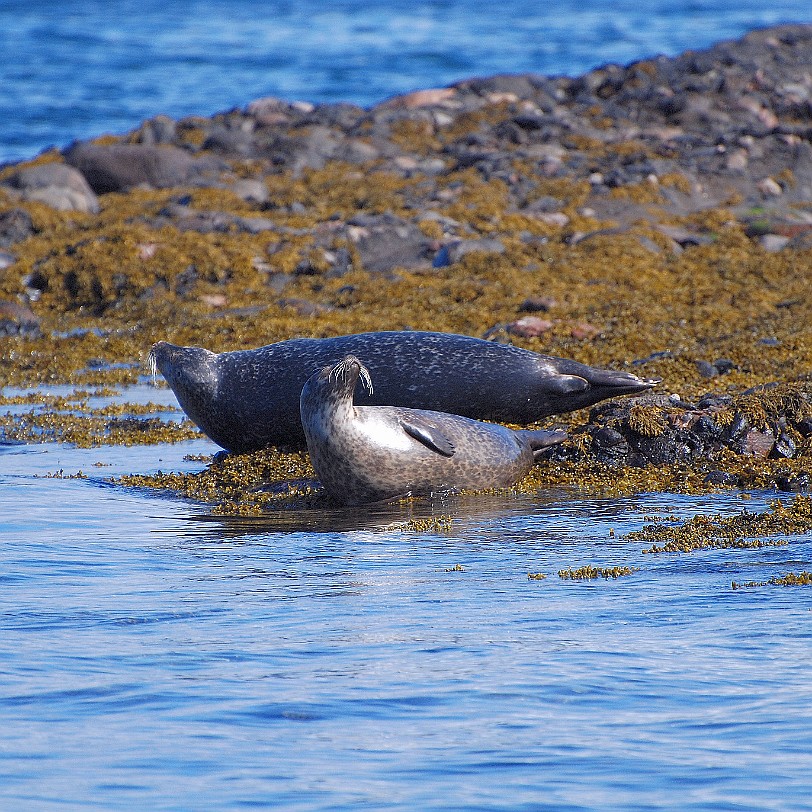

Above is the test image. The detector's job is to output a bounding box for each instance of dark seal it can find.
[148,330,659,452]
[300,355,567,506]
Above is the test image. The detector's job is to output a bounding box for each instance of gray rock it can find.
[432,238,505,267]
[346,214,434,273]
[63,143,225,193]
[0,299,41,338]
[1,163,100,213]
[0,208,35,246]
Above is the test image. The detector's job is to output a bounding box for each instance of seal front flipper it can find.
[543,375,589,395]
[399,417,456,457]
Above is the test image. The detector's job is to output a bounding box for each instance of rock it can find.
[346,214,434,273]
[0,208,35,246]
[506,316,554,338]
[759,234,791,251]
[757,177,783,197]
[741,428,775,457]
[432,238,505,267]
[380,88,457,109]
[518,295,556,312]
[713,358,737,375]
[0,299,41,338]
[776,473,810,492]
[704,471,740,487]
[228,178,270,205]
[570,322,602,341]
[278,297,334,316]
[1,163,100,213]
[63,143,224,193]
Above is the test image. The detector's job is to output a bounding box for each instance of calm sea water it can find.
[1,0,810,163]
[2,385,812,809]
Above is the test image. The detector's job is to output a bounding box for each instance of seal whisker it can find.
[146,348,158,383]
[359,364,373,396]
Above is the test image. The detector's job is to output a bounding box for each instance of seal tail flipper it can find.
[516,428,567,461]
[400,417,456,457]
[582,368,661,393]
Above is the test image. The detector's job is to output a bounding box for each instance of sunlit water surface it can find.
[2,385,812,809]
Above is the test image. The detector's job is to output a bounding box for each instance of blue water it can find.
[1,0,810,163]
[2,387,812,809]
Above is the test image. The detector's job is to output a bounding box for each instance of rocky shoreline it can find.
[1,24,811,501]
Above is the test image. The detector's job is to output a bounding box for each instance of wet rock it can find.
[713,358,737,375]
[64,143,225,193]
[1,163,100,213]
[0,208,35,246]
[776,472,810,492]
[771,431,797,459]
[704,471,740,487]
[696,360,718,378]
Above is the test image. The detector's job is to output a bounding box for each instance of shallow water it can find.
[2,386,812,809]
[1,0,809,162]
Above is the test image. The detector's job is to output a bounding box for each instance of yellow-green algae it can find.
[732,571,812,589]
[558,565,640,580]
[117,448,319,514]
[625,494,812,554]
[0,387,197,447]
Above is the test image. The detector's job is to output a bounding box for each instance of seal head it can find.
[300,355,566,506]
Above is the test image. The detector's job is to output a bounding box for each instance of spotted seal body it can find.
[300,356,567,506]
[148,330,659,453]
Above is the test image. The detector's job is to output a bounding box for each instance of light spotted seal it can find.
[300,355,567,506]
[148,330,659,453]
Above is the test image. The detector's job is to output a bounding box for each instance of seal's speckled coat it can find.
[149,331,659,453]
[300,355,567,506]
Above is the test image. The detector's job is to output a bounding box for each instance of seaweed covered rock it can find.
[546,384,812,470]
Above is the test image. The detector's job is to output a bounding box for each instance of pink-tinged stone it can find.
[570,322,602,341]
[137,242,159,260]
[507,316,554,338]
[535,212,570,228]
[200,294,227,307]
[387,88,457,109]
[743,429,775,457]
